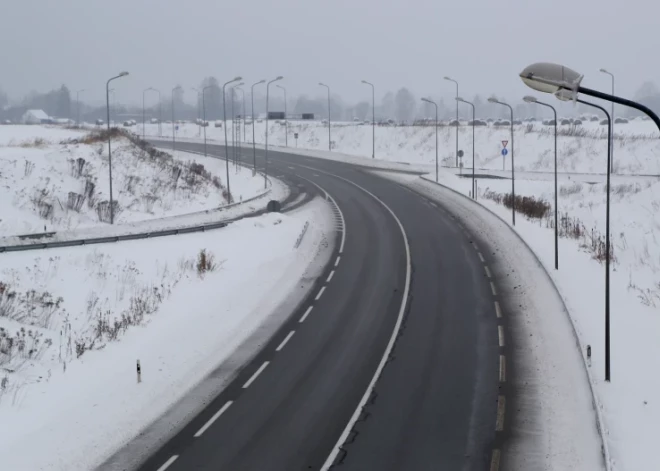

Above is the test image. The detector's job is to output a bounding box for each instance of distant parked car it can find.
[96,119,104,125]
[468,119,488,126]
[543,119,556,125]
[494,120,511,127]
[560,119,572,125]
[614,117,629,124]
[600,119,609,125]
[214,121,222,128]
[573,119,583,125]
[590,116,599,122]
[150,118,159,124]
[513,120,523,125]
[123,121,132,127]
[448,119,460,126]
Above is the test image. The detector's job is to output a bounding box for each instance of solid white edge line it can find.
[315,286,326,301]
[156,455,179,471]
[478,252,485,263]
[496,395,506,431]
[498,326,505,347]
[499,355,506,382]
[490,449,501,471]
[335,256,341,267]
[491,282,498,296]
[276,331,296,352]
[318,171,412,471]
[299,305,313,323]
[242,361,270,389]
[494,301,502,318]
[194,401,233,437]
[484,266,492,278]
[327,270,335,282]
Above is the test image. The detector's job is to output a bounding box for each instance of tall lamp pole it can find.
[456,97,475,200]
[202,85,213,157]
[319,82,331,151]
[235,85,245,163]
[222,76,242,202]
[600,68,615,173]
[488,97,516,226]
[150,88,162,137]
[362,80,375,158]
[265,76,284,189]
[230,82,244,165]
[251,80,265,170]
[444,76,459,167]
[105,71,129,225]
[524,95,558,270]
[76,89,85,127]
[421,97,438,182]
[276,84,288,147]
[171,85,182,151]
[142,87,155,140]
[191,87,201,137]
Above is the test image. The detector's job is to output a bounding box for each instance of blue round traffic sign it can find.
[501,148,508,156]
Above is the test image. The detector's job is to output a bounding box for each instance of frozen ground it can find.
[0,198,333,471]
[141,117,660,176]
[0,126,273,242]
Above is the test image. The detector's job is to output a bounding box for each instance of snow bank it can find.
[0,124,84,146]
[0,198,333,471]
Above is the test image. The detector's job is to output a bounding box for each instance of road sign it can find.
[294,133,299,139]
[501,148,508,156]
[457,150,464,158]
[501,140,508,148]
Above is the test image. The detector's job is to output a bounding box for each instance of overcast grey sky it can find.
[1,0,657,105]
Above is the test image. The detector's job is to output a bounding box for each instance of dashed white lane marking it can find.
[288,166,295,169]
[194,401,233,437]
[429,201,437,208]
[156,455,179,471]
[335,256,341,267]
[299,306,313,323]
[242,361,270,389]
[473,243,479,251]
[498,326,505,347]
[496,395,506,431]
[327,270,335,282]
[484,266,492,278]
[315,286,327,301]
[478,252,485,263]
[499,355,506,382]
[490,282,498,296]
[494,301,502,318]
[490,449,501,471]
[276,331,296,352]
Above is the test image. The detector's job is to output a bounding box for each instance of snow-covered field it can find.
[0,126,273,242]
[141,117,660,175]
[0,198,333,471]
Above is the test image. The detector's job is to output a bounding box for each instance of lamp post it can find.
[108,88,115,124]
[105,71,128,225]
[276,84,288,147]
[223,77,242,202]
[251,79,265,170]
[76,89,85,127]
[266,76,284,189]
[362,80,375,158]
[142,87,155,140]
[456,97,475,200]
[150,88,162,137]
[524,95,558,270]
[171,85,182,151]
[235,85,245,163]
[444,76,459,167]
[192,87,201,137]
[230,82,244,165]
[421,98,438,182]
[319,82,331,151]
[237,86,247,143]
[202,85,213,158]
[600,68,615,173]
[488,97,516,226]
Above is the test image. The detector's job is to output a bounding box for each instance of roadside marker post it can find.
[137,360,142,383]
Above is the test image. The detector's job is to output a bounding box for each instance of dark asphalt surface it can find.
[134,141,500,471]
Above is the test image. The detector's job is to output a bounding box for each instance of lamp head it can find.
[519,62,583,94]
[487,97,498,104]
[523,95,538,103]
[119,71,129,77]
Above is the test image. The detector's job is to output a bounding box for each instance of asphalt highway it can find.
[133,141,502,471]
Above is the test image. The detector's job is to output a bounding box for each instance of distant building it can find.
[21,109,51,125]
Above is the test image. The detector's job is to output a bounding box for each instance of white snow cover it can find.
[0,198,333,471]
[0,127,276,242]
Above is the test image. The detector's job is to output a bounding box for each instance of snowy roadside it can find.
[376,170,605,470]
[0,197,334,471]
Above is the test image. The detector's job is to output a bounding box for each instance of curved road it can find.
[134,141,502,471]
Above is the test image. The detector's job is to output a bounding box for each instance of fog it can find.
[1,0,658,120]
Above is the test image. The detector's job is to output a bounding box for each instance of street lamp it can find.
[488,97,516,226]
[456,97,476,200]
[234,84,245,164]
[237,86,247,143]
[319,82,331,151]
[362,80,375,158]
[192,87,201,137]
[276,84,288,147]
[600,68,615,173]
[524,95,558,270]
[230,82,244,165]
[444,76,459,167]
[557,88,613,382]
[171,85,182,151]
[105,71,128,225]
[149,88,162,137]
[223,76,242,201]
[142,87,155,140]
[202,85,213,158]
[251,79,265,170]
[421,98,438,182]
[519,62,660,132]
[265,76,283,189]
[76,89,85,127]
